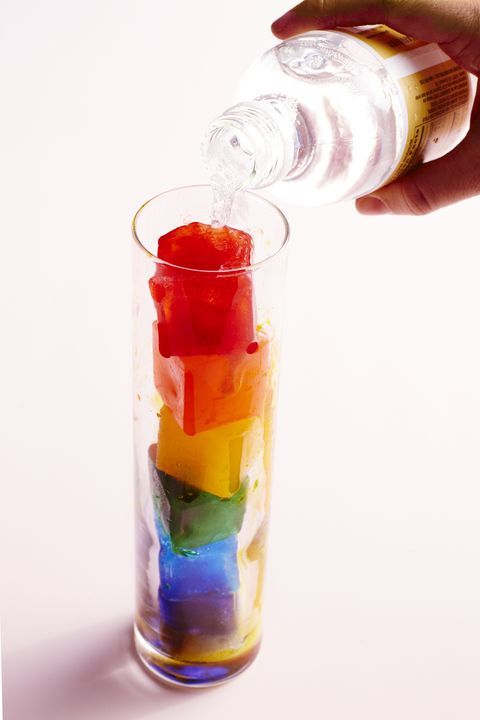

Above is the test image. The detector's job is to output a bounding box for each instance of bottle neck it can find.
[203,96,312,191]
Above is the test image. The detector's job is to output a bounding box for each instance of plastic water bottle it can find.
[203,26,476,208]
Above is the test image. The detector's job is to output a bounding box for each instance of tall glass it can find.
[132,185,289,686]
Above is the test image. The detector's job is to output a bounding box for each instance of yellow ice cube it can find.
[156,406,263,498]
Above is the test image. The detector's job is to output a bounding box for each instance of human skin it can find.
[272,0,480,214]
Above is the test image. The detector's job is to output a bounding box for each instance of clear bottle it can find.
[204,26,477,206]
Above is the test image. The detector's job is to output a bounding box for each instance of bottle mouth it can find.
[203,100,295,191]
[203,119,256,191]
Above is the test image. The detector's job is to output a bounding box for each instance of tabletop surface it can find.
[2,2,480,719]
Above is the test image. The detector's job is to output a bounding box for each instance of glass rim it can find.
[131,184,290,275]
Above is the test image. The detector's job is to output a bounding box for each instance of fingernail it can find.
[356,196,389,215]
[271,11,295,36]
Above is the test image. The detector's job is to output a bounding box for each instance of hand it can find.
[272,0,480,214]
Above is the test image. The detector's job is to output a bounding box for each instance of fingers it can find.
[355,121,480,215]
[272,0,390,38]
[272,0,480,51]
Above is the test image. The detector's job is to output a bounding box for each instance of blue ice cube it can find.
[156,520,239,600]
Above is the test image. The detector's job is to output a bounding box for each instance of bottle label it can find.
[342,25,428,58]
[341,25,472,185]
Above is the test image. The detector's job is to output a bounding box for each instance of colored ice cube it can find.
[148,446,247,550]
[152,322,270,435]
[155,222,253,271]
[156,521,239,599]
[156,406,264,498]
[149,223,256,357]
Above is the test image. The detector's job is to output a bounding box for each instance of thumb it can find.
[356,124,480,215]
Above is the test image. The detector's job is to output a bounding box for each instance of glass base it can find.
[134,624,261,688]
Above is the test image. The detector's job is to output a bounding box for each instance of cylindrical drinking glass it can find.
[132,185,289,687]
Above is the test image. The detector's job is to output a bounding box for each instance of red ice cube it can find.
[149,222,256,357]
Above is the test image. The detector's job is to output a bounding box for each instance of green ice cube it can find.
[148,445,246,550]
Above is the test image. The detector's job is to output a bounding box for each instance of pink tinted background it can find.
[2,0,480,718]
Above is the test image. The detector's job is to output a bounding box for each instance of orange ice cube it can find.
[153,323,270,435]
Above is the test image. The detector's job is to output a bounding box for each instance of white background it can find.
[2,2,480,719]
